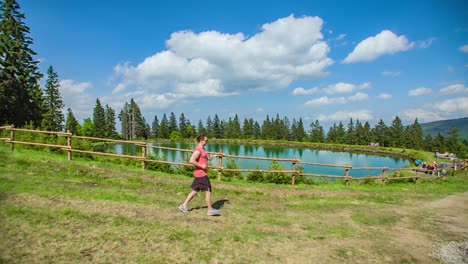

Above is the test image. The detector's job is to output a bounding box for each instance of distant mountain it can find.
[419,117,468,141]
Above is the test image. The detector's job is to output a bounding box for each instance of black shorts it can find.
[191,176,212,192]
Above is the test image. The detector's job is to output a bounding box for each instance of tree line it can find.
[1,0,466,158]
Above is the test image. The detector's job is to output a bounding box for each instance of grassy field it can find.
[0,143,467,263]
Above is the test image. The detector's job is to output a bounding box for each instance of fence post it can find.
[141,144,146,170]
[291,160,296,186]
[382,167,387,186]
[66,130,72,161]
[217,149,223,182]
[9,125,14,151]
[345,166,351,186]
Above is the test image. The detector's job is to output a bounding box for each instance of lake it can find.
[110,142,410,178]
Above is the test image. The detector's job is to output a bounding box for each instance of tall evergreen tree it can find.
[0,0,43,126]
[197,119,206,135]
[118,102,130,140]
[178,113,188,138]
[310,120,325,143]
[212,114,222,138]
[158,113,169,138]
[346,118,356,145]
[253,121,261,139]
[41,65,64,131]
[242,118,253,139]
[104,104,117,138]
[168,112,178,134]
[65,108,80,135]
[389,116,404,147]
[405,118,423,150]
[151,115,159,138]
[447,127,460,154]
[93,98,106,138]
[372,119,389,147]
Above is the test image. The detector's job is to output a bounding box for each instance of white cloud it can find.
[439,84,468,95]
[304,92,368,107]
[348,92,369,102]
[111,14,334,111]
[324,82,356,94]
[336,34,346,40]
[400,97,468,122]
[418,38,436,48]
[342,30,414,63]
[408,87,432,96]
[359,82,372,89]
[316,109,373,122]
[458,44,468,53]
[382,71,401,77]
[292,86,320,95]
[377,93,392,99]
[59,79,94,122]
[305,96,346,106]
[294,82,369,96]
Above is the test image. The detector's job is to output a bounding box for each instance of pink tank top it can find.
[194,145,208,178]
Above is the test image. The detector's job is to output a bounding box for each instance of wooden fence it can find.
[1,125,466,186]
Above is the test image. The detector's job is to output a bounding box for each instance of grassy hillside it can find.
[1,144,467,263]
[420,117,468,141]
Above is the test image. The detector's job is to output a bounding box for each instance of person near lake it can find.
[179,133,220,216]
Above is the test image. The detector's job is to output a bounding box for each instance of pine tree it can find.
[104,104,117,138]
[373,119,389,147]
[118,102,130,140]
[93,99,106,138]
[212,114,221,138]
[346,118,358,145]
[242,118,253,139]
[197,119,206,135]
[389,116,404,147]
[178,113,188,138]
[168,112,178,134]
[0,0,43,126]
[310,120,325,143]
[65,108,80,135]
[151,115,159,138]
[158,113,169,138]
[41,66,64,131]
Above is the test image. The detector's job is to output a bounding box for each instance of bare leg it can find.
[205,191,212,211]
[182,190,198,208]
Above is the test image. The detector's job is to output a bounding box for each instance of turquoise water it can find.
[111,142,409,178]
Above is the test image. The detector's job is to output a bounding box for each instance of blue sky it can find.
[21,0,467,130]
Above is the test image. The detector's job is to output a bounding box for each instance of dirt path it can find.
[426,191,468,239]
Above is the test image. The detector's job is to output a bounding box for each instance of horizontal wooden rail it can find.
[147,145,193,153]
[300,172,349,179]
[69,149,144,160]
[298,161,351,168]
[351,167,388,170]
[10,127,71,136]
[72,135,146,145]
[9,140,69,149]
[220,153,298,162]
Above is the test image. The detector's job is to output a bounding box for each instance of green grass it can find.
[1,143,467,263]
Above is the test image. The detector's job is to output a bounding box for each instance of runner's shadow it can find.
[212,199,229,209]
[191,199,229,211]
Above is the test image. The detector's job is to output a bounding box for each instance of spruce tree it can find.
[65,108,80,135]
[151,115,159,138]
[0,0,43,126]
[93,99,106,138]
[158,113,169,138]
[41,66,64,131]
[104,104,117,138]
